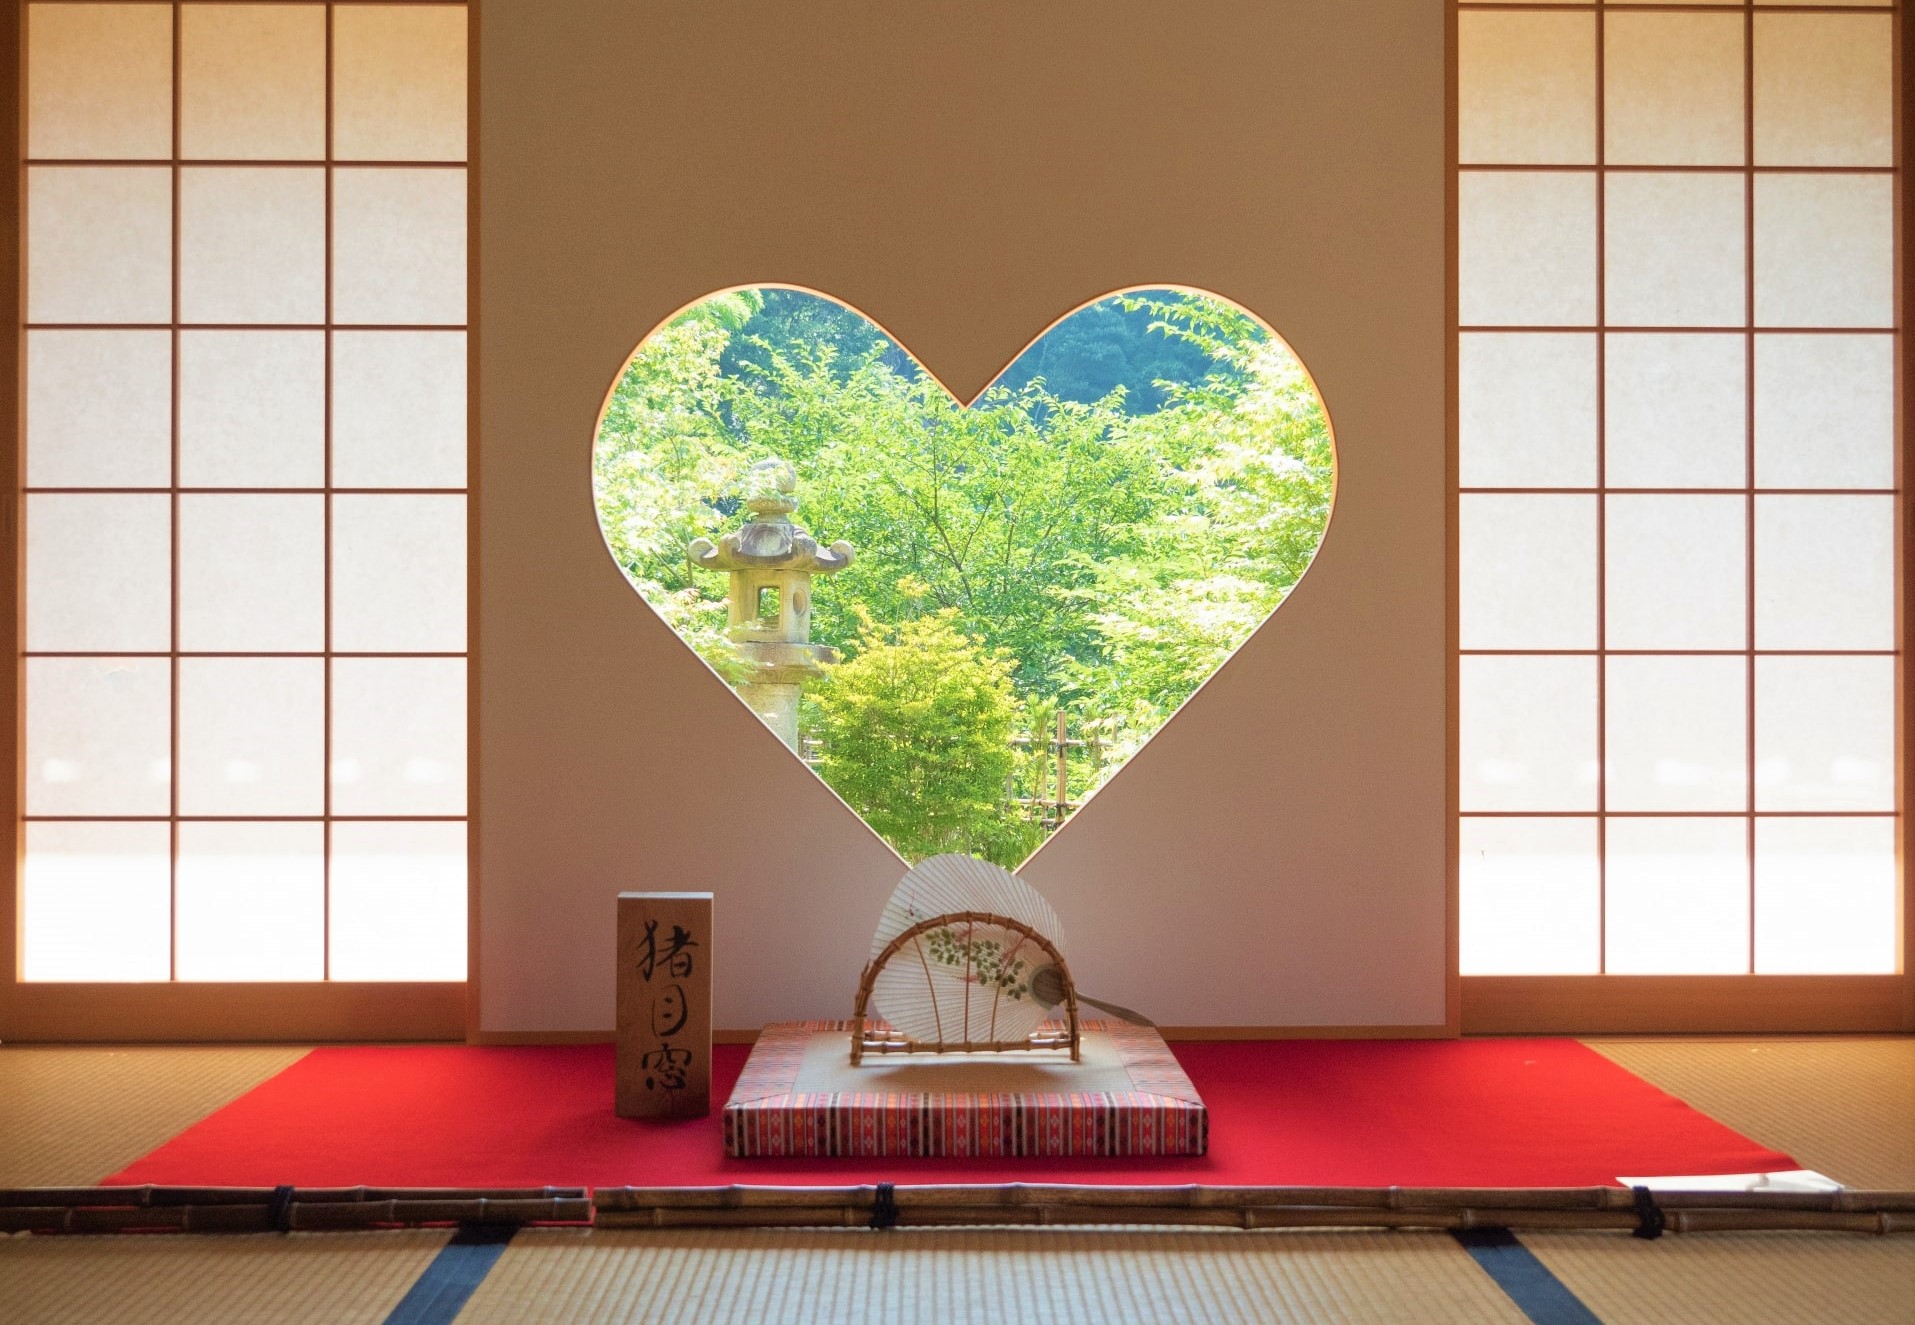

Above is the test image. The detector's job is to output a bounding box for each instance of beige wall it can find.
[477,0,1450,1034]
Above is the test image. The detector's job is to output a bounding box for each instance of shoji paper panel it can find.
[1753,13,1893,167]
[1755,818,1897,974]
[24,658,172,817]
[1755,656,1895,813]
[1605,334,1745,488]
[1603,12,1744,167]
[1459,816,1600,976]
[1461,655,1599,812]
[1459,172,1597,326]
[21,0,472,992]
[1457,10,1594,165]
[26,167,172,322]
[1754,495,1895,651]
[178,331,327,487]
[27,3,173,160]
[180,3,327,161]
[1754,174,1894,328]
[1604,656,1747,813]
[26,331,172,488]
[22,822,173,982]
[25,494,171,651]
[332,168,468,325]
[1604,173,1745,328]
[178,494,326,652]
[1460,494,1596,649]
[1460,0,1900,982]
[176,822,326,982]
[331,331,467,487]
[333,5,468,162]
[179,167,327,324]
[1604,495,1745,650]
[1459,333,1598,488]
[330,821,468,981]
[332,495,467,651]
[177,658,325,816]
[331,658,468,816]
[1604,816,1749,975]
[1753,334,1895,490]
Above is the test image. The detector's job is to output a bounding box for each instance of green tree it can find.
[991,294,1219,412]
[722,347,1166,695]
[810,610,1040,866]
[1063,300,1335,725]
[719,286,912,383]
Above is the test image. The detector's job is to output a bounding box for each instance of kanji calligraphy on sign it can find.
[617,892,712,1118]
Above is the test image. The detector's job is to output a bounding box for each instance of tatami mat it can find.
[2,1038,1911,1325]
[1524,1231,1915,1325]
[1590,1037,1915,1189]
[0,1045,308,1187]
[458,1227,1532,1325]
[0,1230,448,1325]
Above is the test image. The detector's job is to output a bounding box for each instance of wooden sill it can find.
[1462,975,1911,1035]
[0,981,466,1042]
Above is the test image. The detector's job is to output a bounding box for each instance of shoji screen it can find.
[1458,2,1900,987]
[19,3,467,984]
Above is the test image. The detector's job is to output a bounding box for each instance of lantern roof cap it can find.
[688,457,854,573]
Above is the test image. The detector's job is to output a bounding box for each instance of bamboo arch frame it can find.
[850,910,1080,1065]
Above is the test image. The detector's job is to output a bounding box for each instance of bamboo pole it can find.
[0,1185,586,1208]
[589,1183,1915,1235]
[592,1202,1915,1235]
[591,1182,1915,1212]
[0,1187,590,1234]
[7,1183,1912,1236]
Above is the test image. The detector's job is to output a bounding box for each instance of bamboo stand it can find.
[849,910,1080,1065]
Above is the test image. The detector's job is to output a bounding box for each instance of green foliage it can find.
[924,927,1033,1000]
[734,359,1161,695]
[991,295,1220,412]
[810,611,1040,866]
[593,289,763,682]
[1063,298,1335,721]
[592,286,1334,862]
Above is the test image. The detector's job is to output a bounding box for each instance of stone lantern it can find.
[688,458,854,751]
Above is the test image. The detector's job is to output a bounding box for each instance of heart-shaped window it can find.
[594,287,1335,866]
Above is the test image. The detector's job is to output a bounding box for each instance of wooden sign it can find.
[616,891,712,1119]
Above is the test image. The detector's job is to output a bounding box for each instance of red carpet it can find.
[107,1039,1793,1190]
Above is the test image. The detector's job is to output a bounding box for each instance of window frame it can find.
[1451,0,1914,1034]
[0,0,474,1041]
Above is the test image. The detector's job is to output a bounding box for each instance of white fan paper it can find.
[868,854,1066,1047]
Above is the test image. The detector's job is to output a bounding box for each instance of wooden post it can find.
[1055,710,1069,820]
[616,892,713,1119]
[1033,726,1048,809]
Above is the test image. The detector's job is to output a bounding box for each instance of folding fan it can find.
[850,854,1149,1065]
